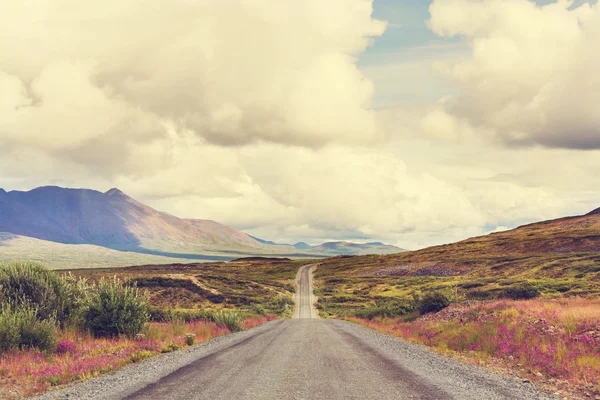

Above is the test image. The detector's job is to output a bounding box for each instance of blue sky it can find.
[361,0,597,106]
[364,0,598,57]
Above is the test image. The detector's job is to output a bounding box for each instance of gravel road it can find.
[39,264,557,400]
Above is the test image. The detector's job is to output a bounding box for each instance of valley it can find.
[1,196,599,399]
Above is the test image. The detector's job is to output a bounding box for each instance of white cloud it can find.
[428,0,600,148]
[0,0,386,156]
[2,0,600,251]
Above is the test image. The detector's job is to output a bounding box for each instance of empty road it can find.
[41,264,554,400]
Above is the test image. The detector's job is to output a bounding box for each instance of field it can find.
[0,258,305,398]
[0,233,201,269]
[0,317,275,398]
[313,248,600,399]
[69,258,305,316]
[313,251,600,318]
[347,298,600,399]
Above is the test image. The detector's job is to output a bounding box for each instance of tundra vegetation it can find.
[314,254,600,399]
[0,259,300,398]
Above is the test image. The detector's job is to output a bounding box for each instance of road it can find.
[40,264,554,400]
[293,263,318,319]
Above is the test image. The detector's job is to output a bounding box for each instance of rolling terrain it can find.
[40,263,552,400]
[0,186,404,266]
[0,186,271,255]
[313,207,600,317]
[0,233,203,269]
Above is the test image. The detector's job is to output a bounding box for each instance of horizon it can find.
[1,0,600,250]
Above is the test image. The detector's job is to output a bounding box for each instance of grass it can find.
[68,259,304,316]
[0,258,299,398]
[309,224,600,399]
[347,298,600,399]
[0,316,275,399]
[313,254,600,318]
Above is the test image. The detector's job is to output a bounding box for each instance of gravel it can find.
[36,262,559,400]
[36,319,558,400]
[329,319,559,400]
[35,321,280,400]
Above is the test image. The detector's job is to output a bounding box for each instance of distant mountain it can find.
[0,186,270,256]
[248,235,281,246]
[0,186,406,263]
[294,242,312,250]
[309,241,404,256]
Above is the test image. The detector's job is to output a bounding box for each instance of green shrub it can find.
[0,306,20,352]
[418,291,451,314]
[161,343,181,353]
[503,282,541,300]
[250,304,267,316]
[265,295,295,317]
[18,309,57,352]
[184,333,196,346]
[0,306,57,353]
[355,299,415,320]
[0,262,87,326]
[212,310,243,332]
[84,278,149,337]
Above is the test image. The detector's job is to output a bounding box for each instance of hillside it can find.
[0,186,273,256]
[318,208,600,280]
[0,186,404,261]
[314,208,600,316]
[310,241,404,256]
[0,233,203,269]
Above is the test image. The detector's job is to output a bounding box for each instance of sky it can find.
[1,0,600,249]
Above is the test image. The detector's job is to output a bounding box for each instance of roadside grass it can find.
[0,259,299,398]
[312,251,600,398]
[0,316,275,399]
[347,298,600,399]
[68,259,303,315]
[313,254,600,318]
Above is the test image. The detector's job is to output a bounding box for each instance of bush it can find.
[355,299,415,320]
[161,343,181,353]
[84,278,149,337]
[184,333,196,346]
[18,309,57,352]
[212,310,243,332]
[503,282,541,300]
[265,295,295,317]
[250,304,267,316]
[0,262,86,326]
[0,306,57,353]
[0,306,20,352]
[418,291,451,314]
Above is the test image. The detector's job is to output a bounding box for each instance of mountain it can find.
[294,242,312,250]
[309,241,404,256]
[0,186,270,256]
[330,208,600,279]
[0,186,405,262]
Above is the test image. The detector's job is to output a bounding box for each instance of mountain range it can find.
[0,186,404,267]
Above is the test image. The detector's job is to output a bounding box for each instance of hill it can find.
[0,233,203,269]
[314,208,600,317]
[0,186,276,256]
[0,186,405,262]
[319,208,600,280]
[310,241,404,256]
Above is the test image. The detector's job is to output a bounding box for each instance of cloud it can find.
[428,0,600,149]
[2,0,600,251]
[0,0,386,160]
